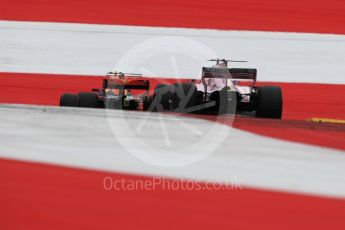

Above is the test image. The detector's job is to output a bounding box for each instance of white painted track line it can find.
[0,104,344,198]
[1,20,345,83]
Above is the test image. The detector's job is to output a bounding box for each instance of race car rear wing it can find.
[124,79,150,90]
[106,71,143,79]
[202,67,257,82]
[105,79,150,90]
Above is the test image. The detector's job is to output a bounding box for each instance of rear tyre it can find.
[143,95,154,111]
[256,86,283,119]
[77,92,99,108]
[60,94,77,107]
[172,83,197,113]
[151,84,174,112]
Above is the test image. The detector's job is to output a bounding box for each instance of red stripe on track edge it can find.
[1,72,345,150]
[1,0,345,34]
[1,158,345,230]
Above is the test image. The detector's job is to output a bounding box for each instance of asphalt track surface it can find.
[1,0,345,229]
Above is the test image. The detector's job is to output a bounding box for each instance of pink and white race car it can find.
[149,59,283,118]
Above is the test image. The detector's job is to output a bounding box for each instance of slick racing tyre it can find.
[172,82,197,113]
[60,93,77,107]
[143,95,154,111]
[77,92,99,108]
[151,84,174,112]
[256,86,283,119]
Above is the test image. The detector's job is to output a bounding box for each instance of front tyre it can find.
[256,86,283,119]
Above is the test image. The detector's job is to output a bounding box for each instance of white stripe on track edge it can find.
[1,20,345,84]
[0,104,344,199]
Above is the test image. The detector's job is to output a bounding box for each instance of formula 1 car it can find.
[59,71,151,111]
[60,59,283,119]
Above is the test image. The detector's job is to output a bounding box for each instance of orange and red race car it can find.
[60,59,283,119]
